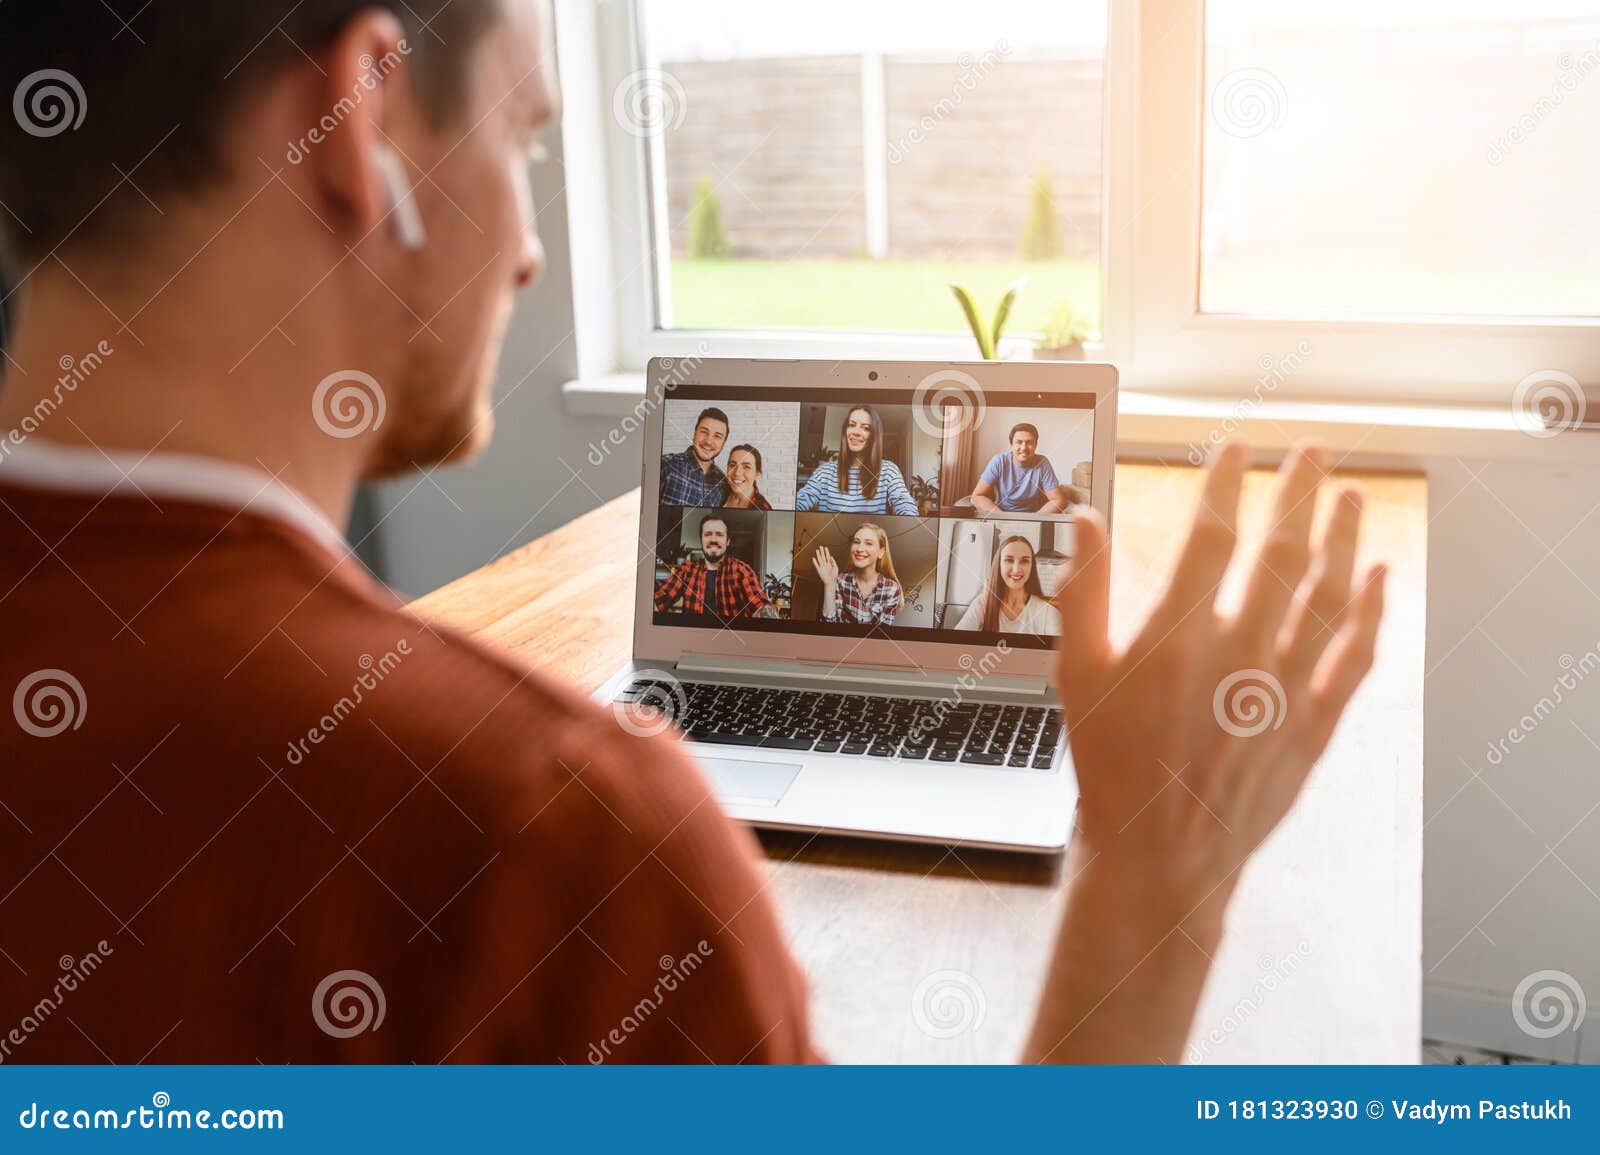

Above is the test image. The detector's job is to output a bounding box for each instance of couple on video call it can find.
[659,406,772,510]
[660,403,919,516]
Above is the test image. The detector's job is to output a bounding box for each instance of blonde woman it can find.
[812,522,905,625]
[955,535,1063,635]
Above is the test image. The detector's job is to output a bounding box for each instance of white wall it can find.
[1422,456,1600,1063]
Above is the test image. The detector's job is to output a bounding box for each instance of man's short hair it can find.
[1009,423,1040,443]
[695,408,730,434]
[698,515,728,538]
[0,1,504,264]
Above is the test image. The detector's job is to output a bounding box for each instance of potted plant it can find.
[1034,300,1094,361]
[951,277,1026,360]
[906,469,941,517]
[762,572,793,618]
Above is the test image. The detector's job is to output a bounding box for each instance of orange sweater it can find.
[0,480,813,1063]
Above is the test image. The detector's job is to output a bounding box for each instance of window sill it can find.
[562,372,1596,466]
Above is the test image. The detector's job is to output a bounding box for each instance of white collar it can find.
[0,439,351,560]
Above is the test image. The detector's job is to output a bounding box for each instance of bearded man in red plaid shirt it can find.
[654,515,775,621]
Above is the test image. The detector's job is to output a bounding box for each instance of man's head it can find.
[0,0,556,478]
[1009,423,1040,465]
[691,409,730,465]
[698,516,729,562]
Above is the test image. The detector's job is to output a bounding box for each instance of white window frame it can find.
[559,0,1599,404]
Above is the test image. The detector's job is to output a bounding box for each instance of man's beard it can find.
[360,356,494,480]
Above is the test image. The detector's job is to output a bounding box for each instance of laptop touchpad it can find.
[696,757,802,808]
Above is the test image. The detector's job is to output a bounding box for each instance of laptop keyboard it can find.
[614,679,1063,770]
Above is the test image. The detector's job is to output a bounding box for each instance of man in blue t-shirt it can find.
[970,423,1072,513]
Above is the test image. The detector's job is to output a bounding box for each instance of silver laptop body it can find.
[596,358,1118,853]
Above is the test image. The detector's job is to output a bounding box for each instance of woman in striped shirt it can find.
[812,522,905,625]
[795,406,919,516]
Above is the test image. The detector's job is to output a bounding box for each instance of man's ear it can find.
[307,8,413,241]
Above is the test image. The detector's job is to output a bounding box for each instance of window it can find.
[1202,0,1600,321]
[576,0,1600,400]
[632,0,1106,340]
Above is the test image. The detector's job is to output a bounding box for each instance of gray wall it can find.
[1422,457,1600,1063]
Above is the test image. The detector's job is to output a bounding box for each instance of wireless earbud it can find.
[372,141,426,251]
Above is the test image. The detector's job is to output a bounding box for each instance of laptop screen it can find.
[650,386,1097,651]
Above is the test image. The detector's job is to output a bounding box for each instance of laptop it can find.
[596,358,1118,853]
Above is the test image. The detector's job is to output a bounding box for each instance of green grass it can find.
[666,258,1100,339]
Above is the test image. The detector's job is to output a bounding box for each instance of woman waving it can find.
[813,523,905,625]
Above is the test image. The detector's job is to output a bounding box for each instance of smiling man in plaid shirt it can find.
[653,515,774,621]
[659,407,731,507]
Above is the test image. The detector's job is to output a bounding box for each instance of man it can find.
[0,0,1384,1064]
[970,423,1071,514]
[653,515,774,621]
[660,408,730,507]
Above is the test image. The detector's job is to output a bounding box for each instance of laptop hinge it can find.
[673,652,1051,697]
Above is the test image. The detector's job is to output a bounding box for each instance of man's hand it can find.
[1025,440,1386,1064]
[1055,439,1384,893]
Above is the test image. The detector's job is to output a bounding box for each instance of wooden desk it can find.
[410,462,1426,1064]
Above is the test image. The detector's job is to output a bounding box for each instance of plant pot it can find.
[1034,341,1085,362]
